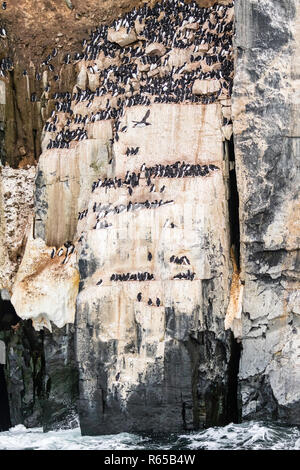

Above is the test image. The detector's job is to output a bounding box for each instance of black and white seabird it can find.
[62,255,69,265]
[132,109,151,128]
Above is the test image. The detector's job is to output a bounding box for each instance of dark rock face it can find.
[0,297,20,330]
[76,294,239,435]
[1,321,44,427]
[0,364,11,431]
[0,321,79,430]
[3,67,43,168]
[42,324,79,431]
[233,0,300,424]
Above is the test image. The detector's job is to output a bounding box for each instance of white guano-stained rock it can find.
[11,221,79,331]
[192,79,221,95]
[183,22,199,31]
[36,139,109,247]
[0,81,5,120]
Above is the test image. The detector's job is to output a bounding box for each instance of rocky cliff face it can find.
[233,0,300,424]
[0,0,298,434]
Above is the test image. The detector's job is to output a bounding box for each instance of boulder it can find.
[134,19,145,35]
[107,27,137,47]
[145,42,166,57]
[198,42,209,52]
[183,22,199,31]
[138,62,150,72]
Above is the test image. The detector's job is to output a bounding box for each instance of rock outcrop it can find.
[0,0,298,434]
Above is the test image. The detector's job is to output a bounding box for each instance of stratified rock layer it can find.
[233,0,300,423]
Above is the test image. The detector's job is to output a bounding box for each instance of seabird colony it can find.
[0,0,234,274]
[41,0,234,150]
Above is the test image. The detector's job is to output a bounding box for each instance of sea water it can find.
[0,421,299,450]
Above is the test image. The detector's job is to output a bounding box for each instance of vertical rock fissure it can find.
[32,129,38,161]
[7,70,18,168]
[0,296,20,431]
[226,135,242,423]
[35,329,45,405]
[227,136,240,270]
[226,331,241,423]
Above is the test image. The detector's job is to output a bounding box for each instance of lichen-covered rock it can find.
[232,0,300,424]
[0,165,36,291]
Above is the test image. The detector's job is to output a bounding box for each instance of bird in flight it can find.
[132,110,151,128]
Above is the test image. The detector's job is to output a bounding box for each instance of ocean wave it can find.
[0,421,299,450]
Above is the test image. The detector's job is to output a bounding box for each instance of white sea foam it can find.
[178,421,300,450]
[0,421,299,450]
[0,425,147,450]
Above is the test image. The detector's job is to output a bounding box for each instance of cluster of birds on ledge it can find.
[0,0,234,151]
[50,241,75,265]
[90,161,219,195]
[37,0,234,149]
[77,161,219,227]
